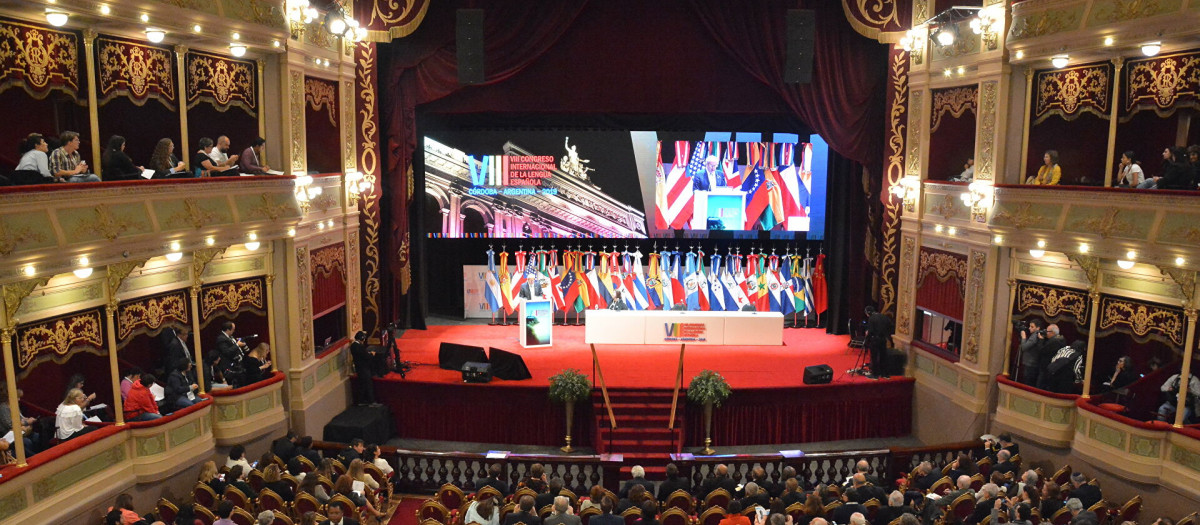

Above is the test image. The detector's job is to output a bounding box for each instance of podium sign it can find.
[692,189,746,230]
[520,300,553,348]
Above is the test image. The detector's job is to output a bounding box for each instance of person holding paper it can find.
[164,361,199,411]
[332,474,385,520]
[0,387,37,455]
[100,136,143,181]
[149,138,187,179]
[208,135,241,171]
[239,137,272,175]
[48,131,101,183]
[123,373,162,421]
[55,388,96,441]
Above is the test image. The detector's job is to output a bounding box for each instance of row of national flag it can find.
[483,248,827,317]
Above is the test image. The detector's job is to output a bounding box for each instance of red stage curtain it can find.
[915,272,964,321]
[304,76,340,174]
[311,243,348,317]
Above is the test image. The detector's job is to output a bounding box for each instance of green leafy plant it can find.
[548,368,592,403]
[687,370,732,407]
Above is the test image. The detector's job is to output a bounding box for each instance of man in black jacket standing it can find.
[865,306,895,378]
[350,331,381,405]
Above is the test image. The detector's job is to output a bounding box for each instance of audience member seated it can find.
[120,367,142,401]
[991,498,1034,525]
[338,438,365,465]
[1157,370,1200,423]
[998,434,1019,457]
[297,435,321,466]
[796,494,823,525]
[524,463,549,493]
[108,493,145,525]
[847,473,886,506]
[101,135,144,181]
[697,464,738,497]
[720,501,752,525]
[950,157,974,182]
[992,450,1017,477]
[591,497,621,525]
[149,138,187,179]
[214,500,236,525]
[967,483,1002,525]
[740,482,771,509]
[1016,484,1039,511]
[124,373,163,422]
[633,499,658,525]
[925,475,973,523]
[65,373,99,406]
[263,464,295,501]
[746,466,775,497]
[164,362,199,412]
[299,469,331,504]
[200,460,227,495]
[1065,498,1098,525]
[48,131,101,183]
[1066,473,1102,510]
[1158,146,1196,190]
[477,463,511,496]
[581,485,606,512]
[56,387,96,441]
[239,342,272,387]
[617,484,647,514]
[546,496,583,525]
[239,137,271,175]
[465,492,502,525]
[1026,150,1061,185]
[875,490,915,525]
[333,473,385,520]
[365,444,392,478]
[538,477,565,510]
[620,465,655,498]
[657,463,690,500]
[256,510,275,525]
[13,133,54,184]
[830,490,869,525]
[779,478,804,507]
[227,444,253,471]
[1100,356,1138,394]
[947,453,977,482]
[0,386,38,455]
[192,138,225,178]
[1114,151,1144,188]
[272,431,299,463]
[912,461,941,492]
[348,459,379,492]
[227,464,258,499]
[207,136,241,176]
[1040,482,1064,519]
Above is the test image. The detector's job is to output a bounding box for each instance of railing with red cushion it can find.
[992,183,1200,196]
[0,423,125,483]
[124,397,213,428]
[996,374,1083,401]
[1077,397,1172,430]
[207,371,285,397]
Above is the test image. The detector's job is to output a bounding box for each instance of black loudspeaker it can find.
[322,405,393,444]
[438,342,488,371]
[457,9,484,84]
[803,364,833,385]
[784,9,815,84]
[462,361,492,383]
[488,347,533,380]
[885,348,907,377]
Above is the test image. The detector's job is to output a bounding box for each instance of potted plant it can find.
[687,370,731,455]
[549,368,592,453]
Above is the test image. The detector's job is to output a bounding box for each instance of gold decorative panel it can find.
[1125,50,1200,119]
[200,278,264,319]
[95,36,175,108]
[289,70,305,172]
[117,290,188,340]
[186,50,257,116]
[930,85,977,133]
[16,309,103,368]
[918,247,968,296]
[304,77,337,127]
[1098,296,1184,346]
[311,243,346,280]
[0,18,79,99]
[976,81,997,181]
[963,248,987,363]
[1035,62,1110,124]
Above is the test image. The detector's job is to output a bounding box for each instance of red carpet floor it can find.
[393,324,872,388]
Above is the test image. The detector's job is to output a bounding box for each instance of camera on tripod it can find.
[1013,319,1046,337]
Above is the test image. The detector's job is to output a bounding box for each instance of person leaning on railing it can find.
[1026,150,1061,185]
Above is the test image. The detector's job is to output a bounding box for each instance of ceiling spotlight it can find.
[328,15,347,36]
[1029,249,1045,259]
[947,227,957,235]
[934,225,944,233]
[140,13,149,22]
[145,28,166,43]
[935,27,955,46]
[230,44,247,57]
[1037,240,1046,249]
[1176,256,1186,266]
[287,227,296,237]
[73,267,93,279]
[993,235,1003,244]
[272,40,281,48]
[45,9,69,27]
[1116,259,1135,270]
[1126,250,1137,260]
[943,69,952,77]
[23,264,35,276]
[169,241,182,252]
[99,5,111,15]
[206,236,215,246]
[193,24,202,33]
[247,232,258,241]
[166,251,183,262]
[1141,42,1162,57]
[1014,50,1024,60]
[244,241,261,251]
[1103,36,1114,46]
[957,66,965,75]
[1079,243,1089,253]
[1051,55,1069,68]
[326,219,335,228]
[232,32,240,40]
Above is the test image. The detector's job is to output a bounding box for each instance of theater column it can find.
[175,45,189,164]
[257,59,267,141]
[82,29,102,172]
[1000,276,1018,377]
[104,304,125,425]
[279,59,307,175]
[1081,289,1101,398]
[1103,58,1124,188]
[1176,308,1197,427]
[1,328,26,466]
[190,285,206,394]
[1017,68,1034,184]
[266,270,278,373]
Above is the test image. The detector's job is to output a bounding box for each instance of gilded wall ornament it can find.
[897,235,917,336]
[250,193,290,222]
[0,220,45,257]
[976,81,997,181]
[311,243,347,281]
[906,90,923,177]
[356,42,383,336]
[879,50,907,316]
[0,20,79,98]
[918,248,969,297]
[1018,283,1088,319]
[167,198,219,230]
[1099,297,1184,346]
[1035,64,1110,124]
[1070,207,1135,239]
[963,249,987,363]
[96,38,175,108]
[17,310,103,368]
[304,77,338,127]
[930,86,977,134]
[297,246,313,359]
[991,202,1051,230]
[117,292,188,339]
[186,51,256,116]
[290,70,305,172]
[200,279,264,319]
[365,0,432,40]
[1125,52,1200,116]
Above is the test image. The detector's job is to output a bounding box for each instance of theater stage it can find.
[375,323,913,451]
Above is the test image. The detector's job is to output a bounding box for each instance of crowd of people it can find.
[431,440,1145,525]
[4,132,274,185]
[1022,147,1200,190]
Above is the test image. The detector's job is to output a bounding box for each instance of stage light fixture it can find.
[935,27,955,46]
[206,236,215,246]
[943,69,952,77]
[287,227,296,237]
[1116,259,1134,270]
[947,227,957,235]
[1051,55,1069,68]
[1079,243,1089,253]
[1126,250,1137,260]
[145,28,166,43]
[1103,36,1114,46]
[232,32,240,40]
[1141,42,1162,56]
[273,40,281,48]
[1029,249,1045,259]
[193,24,202,33]
[1015,50,1024,60]
[23,264,35,276]
[230,43,247,57]
[935,225,944,233]
[1037,240,1046,249]
[45,9,69,27]
[1177,257,1186,266]
[99,5,111,15]
[140,13,149,22]
[993,235,1003,244]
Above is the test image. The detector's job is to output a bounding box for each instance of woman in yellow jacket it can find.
[1027,150,1061,185]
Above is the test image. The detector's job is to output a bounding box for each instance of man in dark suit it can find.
[697,464,738,498]
[739,482,771,510]
[846,474,886,505]
[537,477,564,512]
[544,496,583,525]
[271,431,298,463]
[296,435,321,466]
[620,465,655,498]
[1067,473,1102,510]
[590,498,623,525]
[864,306,895,378]
[349,331,380,405]
[657,463,692,501]
[504,495,542,525]
[692,155,725,192]
[830,492,868,525]
[924,476,974,523]
[769,466,797,497]
[321,502,360,525]
[477,463,511,496]
[874,491,916,525]
[162,327,193,377]
[214,321,247,383]
[992,450,1017,478]
[966,484,1003,525]
[1066,498,1099,525]
[337,438,365,465]
[912,462,942,492]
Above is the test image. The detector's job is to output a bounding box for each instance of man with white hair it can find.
[925,475,974,522]
[810,519,829,525]
[256,510,275,525]
[913,461,941,492]
[992,449,1017,477]
[848,513,868,525]
[740,481,770,509]
[620,465,655,499]
[967,484,1002,524]
[694,155,725,191]
[1017,470,1038,493]
[1068,473,1102,509]
[875,490,916,525]
[1066,498,1099,525]
[544,496,582,525]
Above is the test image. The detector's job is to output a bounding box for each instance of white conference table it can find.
[585,310,784,346]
